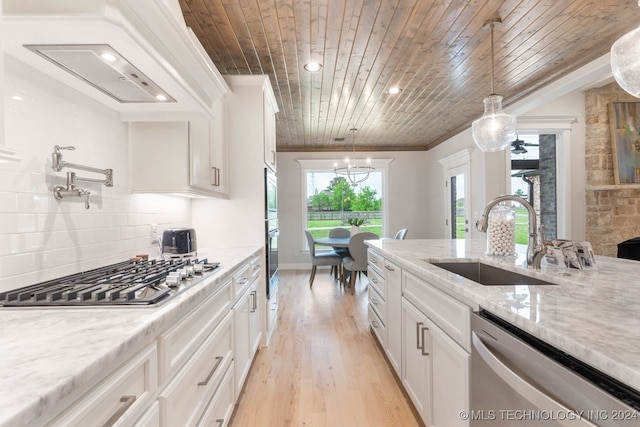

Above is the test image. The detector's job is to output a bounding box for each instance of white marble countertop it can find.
[366,239,640,393]
[0,246,261,427]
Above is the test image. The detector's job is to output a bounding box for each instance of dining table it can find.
[313,236,350,248]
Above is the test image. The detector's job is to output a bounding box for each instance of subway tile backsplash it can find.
[0,58,192,292]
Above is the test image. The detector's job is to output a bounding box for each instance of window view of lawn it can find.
[305,173,383,242]
[307,219,382,240]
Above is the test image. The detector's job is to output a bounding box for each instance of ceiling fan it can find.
[511,136,539,154]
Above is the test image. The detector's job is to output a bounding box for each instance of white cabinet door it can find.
[210,98,228,194]
[431,321,469,427]
[189,112,228,197]
[401,298,431,425]
[384,259,401,376]
[266,282,278,343]
[233,285,251,400]
[249,280,262,354]
[131,117,228,198]
[189,119,213,191]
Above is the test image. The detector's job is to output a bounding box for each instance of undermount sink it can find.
[431,262,557,286]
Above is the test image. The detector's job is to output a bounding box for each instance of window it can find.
[297,159,391,247]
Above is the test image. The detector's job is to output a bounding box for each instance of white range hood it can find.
[2,0,230,121]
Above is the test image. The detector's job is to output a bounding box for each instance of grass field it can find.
[306,219,382,240]
[309,207,530,244]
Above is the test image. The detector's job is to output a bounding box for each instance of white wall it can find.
[0,58,191,292]
[277,150,429,268]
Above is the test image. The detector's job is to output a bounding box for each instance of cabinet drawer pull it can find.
[198,356,224,386]
[371,298,379,305]
[210,167,220,187]
[416,322,423,350]
[372,320,380,329]
[421,325,430,356]
[371,277,378,284]
[103,395,136,427]
[370,259,379,264]
[385,265,395,271]
[216,419,225,427]
[250,291,257,312]
[237,277,249,285]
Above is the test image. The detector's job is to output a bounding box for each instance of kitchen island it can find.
[366,238,640,395]
[0,246,262,427]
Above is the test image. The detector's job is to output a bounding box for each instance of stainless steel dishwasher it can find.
[471,310,640,426]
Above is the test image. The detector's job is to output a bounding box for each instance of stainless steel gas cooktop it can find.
[0,257,220,307]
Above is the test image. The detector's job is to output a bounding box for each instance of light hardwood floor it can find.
[230,269,421,427]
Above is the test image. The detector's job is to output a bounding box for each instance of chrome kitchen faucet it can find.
[476,195,546,269]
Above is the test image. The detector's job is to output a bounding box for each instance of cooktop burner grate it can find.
[0,258,220,307]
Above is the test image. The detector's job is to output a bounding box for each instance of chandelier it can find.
[334,128,374,187]
[611,1,640,97]
[471,17,517,152]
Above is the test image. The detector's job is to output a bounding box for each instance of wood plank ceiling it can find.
[179,0,640,152]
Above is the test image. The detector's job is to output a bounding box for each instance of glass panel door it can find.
[449,172,467,239]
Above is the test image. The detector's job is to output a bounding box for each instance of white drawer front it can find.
[158,278,232,382]
[159,311,234,427]
[402,270,470,351]
[368,284,386,326]
[368,304,386,346]
[196,363,235,427]
[49,343,158,427]
[367,267,385,299]
[367,249,384,276]
[134,402,160,427]
[249,256,261,282]
[233,264,252,301]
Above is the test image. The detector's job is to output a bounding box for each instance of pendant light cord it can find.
[490,21,495,95]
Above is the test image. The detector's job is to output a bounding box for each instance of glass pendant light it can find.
[611,1,640,97]
[472,17,517,152]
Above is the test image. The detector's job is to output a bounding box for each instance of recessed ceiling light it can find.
[304,62,322,72]
[155,94,167,101]
[100,52,117,62]
[388,87,403,95]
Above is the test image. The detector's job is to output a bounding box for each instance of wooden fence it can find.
[307,210,381,221]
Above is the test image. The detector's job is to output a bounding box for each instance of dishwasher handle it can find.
[472,332,597,427]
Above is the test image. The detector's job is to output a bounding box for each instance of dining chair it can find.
[395,228,408,239]
[304,230,342,287]
[342,232,380,294]
[329,227,351,279]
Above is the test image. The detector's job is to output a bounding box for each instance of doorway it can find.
[439,149,472,240]
[510,134,557,242]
